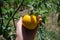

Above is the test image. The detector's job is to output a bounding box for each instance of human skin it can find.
[16,15,42,40]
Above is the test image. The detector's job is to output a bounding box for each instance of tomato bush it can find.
[0,0,60,40]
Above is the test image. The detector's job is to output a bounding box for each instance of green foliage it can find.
[0,0,60,40]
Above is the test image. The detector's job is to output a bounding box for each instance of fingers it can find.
[38,15,42,24]
[16,17,22,33]
[16,17,23,40]
[16,17,22,27]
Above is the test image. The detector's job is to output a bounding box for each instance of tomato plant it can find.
[0,0,60,40]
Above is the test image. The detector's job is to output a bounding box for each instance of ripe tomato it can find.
[22,14,37,30]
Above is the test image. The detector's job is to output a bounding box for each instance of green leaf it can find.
[45,18,48,23]
[26,0,31,3]
[40,10,48,14]
[1,7,7,14]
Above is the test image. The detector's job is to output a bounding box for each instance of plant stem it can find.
[6,0,24,28]
[38,24,45,40]
[13,17,16,27]
[0,4,3,35]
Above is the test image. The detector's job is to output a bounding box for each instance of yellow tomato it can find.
[22,14,37,30]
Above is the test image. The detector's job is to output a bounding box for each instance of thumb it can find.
[16,17,22,27]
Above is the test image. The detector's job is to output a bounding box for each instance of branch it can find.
[6,0,24,27]
[0,6,3,35]
[13,17,16,27]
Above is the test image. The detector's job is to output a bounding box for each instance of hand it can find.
[16,15,42,40]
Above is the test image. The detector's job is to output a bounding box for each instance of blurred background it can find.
[0,0,60,40]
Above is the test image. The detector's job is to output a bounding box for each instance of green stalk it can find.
[6,0,24,28]
[0,1,3,35]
